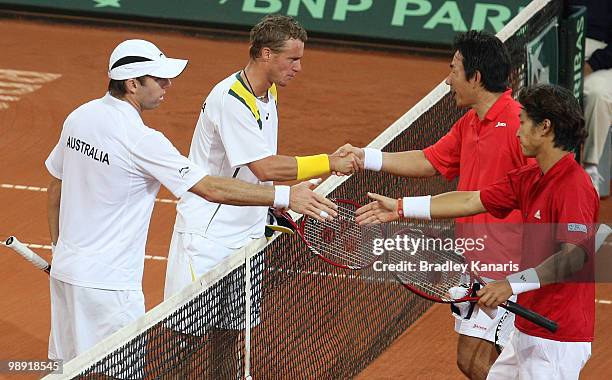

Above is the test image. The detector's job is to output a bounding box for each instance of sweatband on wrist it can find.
[397,198,404,218]
[402,196,431,220]
[273,185,290,209]
[363,148,383,171]
[506,268,540,295]
[295,154,330,181]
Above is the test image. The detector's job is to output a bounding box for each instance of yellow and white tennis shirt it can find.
[45,93,206,290]
[174,72,279,249]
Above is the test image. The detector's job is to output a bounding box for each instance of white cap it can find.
[108,39,188,80]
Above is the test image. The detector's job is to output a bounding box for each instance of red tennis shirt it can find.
[423,89,530,278]
[481,153,599,341]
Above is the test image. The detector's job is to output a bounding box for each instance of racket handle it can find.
[5,236,51,274]
[504,300,558,333]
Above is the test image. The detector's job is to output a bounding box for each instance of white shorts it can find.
[164,230,261,332]
[164,231,236,300]
[48,277,145,362]
[487,330,591,380]
[453,281,517,347]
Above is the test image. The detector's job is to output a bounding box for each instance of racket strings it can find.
[304,204,381,268]
[306,221,371,265]
[387,231,467,302]
[494,311,514,353]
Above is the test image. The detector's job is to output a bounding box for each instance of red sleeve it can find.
[553,183,599,284]
[554,187,599,254]
[423,119,463,180]
[479,173,521,219]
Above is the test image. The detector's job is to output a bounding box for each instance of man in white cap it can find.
[45,39,337,362]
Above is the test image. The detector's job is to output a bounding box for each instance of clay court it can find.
[0,16,610,379]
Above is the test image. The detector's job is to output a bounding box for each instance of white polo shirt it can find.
[46,93,206,290]
[174,72,279,249]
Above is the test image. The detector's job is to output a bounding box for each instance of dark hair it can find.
[108,76,147,97]
[452,30,511,92]
[249,15,307,59]
[518,84,586,152]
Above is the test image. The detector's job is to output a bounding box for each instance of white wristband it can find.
[363,148,383,171]
[273,185,290,209]
[402,196,431,220]
[506,268,540,295]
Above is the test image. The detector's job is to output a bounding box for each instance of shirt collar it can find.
[483,88,513,122]
[540,153,576,181]
[102,92,142,122]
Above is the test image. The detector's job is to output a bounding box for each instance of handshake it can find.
[329,143,366,176]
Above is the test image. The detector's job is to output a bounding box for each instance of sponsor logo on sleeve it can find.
[568,223,588,233]
[179,166,190,178]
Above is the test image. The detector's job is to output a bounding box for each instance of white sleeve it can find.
[131,131,208,199]
[218,94,274,168]
[45,130,66,180]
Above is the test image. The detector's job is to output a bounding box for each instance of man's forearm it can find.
[190,175,275,206]
[535,243,588,287]
[47,178,61,244]
[382,150,437,177]
[188,175,338,222]
[249,152,357,182]
[430,191,485,219]
[248,155,299,182]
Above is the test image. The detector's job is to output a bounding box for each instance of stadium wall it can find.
[0,0,530,47]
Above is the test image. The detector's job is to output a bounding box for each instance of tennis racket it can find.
[494,310,514,354]
[4,236,51,274]
[280,198,385,270]
[386,228,558,333]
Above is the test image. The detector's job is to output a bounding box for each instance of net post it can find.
[244,248,252,380]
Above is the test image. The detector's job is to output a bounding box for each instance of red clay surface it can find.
[0,17,609,380]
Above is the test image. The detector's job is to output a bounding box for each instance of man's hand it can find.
[330,143,364,176]
[476,280,513,309]
[355,192,399,224]
[333,143,365,161]
[289,180,338,221]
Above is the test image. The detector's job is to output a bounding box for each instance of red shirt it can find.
[481,153,599,341]
[423,89,530,278]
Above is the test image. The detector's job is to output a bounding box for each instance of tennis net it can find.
[45,0,564,378]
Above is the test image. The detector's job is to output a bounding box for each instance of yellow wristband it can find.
[295,154,330,181]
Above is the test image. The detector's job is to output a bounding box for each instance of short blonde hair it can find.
[249,15,307,59]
